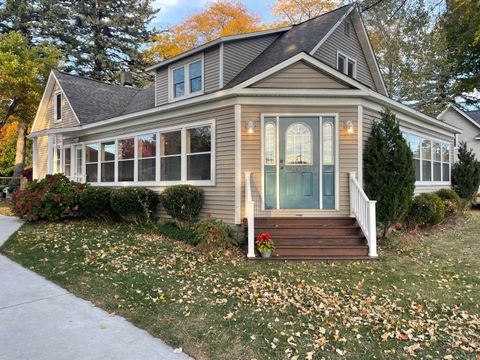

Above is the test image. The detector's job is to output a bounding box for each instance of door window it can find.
[285,123,312,165]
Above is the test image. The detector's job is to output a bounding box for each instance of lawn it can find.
[1,213,479,360]
[0,200,13,216]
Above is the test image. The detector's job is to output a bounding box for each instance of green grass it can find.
[1,214,479,360]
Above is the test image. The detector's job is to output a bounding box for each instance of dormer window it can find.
[337,52,356,78]
[54,91,62,122]
[170,57,203,101]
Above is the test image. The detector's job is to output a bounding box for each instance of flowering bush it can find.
[11,174,85,221]
[256,233,275,253]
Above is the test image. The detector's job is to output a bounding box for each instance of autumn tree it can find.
[0,32,61,183]
[145,0,264,63]
[271,0,340,25]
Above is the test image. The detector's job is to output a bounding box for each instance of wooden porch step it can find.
[248,255,375,261]
[253,217,357,227]
[273,245,369,257]
[272,237,366,246]
[255,227,363,237]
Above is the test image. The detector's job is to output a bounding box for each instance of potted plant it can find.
[256,233,275,258]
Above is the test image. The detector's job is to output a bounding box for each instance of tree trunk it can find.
[9,122,26,188]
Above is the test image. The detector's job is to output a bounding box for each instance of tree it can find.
[271,0,340,25]
[145,0,264,62]
[0,123,18,176]
[440,0,480,107]
[452,142,480,202]
[364,108,416,237]
[0,32,61,183]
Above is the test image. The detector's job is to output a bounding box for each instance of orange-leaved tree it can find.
[144,0,266,63]
[272,0,341,25]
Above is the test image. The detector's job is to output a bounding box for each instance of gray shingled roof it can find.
[225,4,354,88]
[54,71,154,124]
[466,110,480,124]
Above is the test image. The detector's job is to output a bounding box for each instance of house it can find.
[29,4,461,260]
[437,104,480,203]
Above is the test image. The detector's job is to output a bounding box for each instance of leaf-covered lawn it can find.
[0,200,13,216]
[1,213,479,360]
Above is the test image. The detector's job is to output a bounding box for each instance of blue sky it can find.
[150,0,276,30]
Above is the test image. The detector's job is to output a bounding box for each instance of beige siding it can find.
[78,106,236,225]
[32,83,78,132]
[251,61,350,89]
[314,16,376,90]
[36,135,49,179]
[241,105,359,218]
[204,46,220,93]
[363,107,455,195]
[155,67,168,106]
[223,34,279,86]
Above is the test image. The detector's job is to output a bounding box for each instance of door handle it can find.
[280,159,284,164]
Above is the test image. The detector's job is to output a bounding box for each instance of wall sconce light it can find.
[246,120,255,134]
[344,120,354,134]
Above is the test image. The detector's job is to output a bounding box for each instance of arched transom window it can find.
[285,122,312,165]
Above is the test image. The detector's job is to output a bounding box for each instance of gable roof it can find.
[225,4,355,88]
[438,104,480,129]
[466,110,480,124]
[51,71,154,124]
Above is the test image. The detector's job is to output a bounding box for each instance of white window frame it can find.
[402,130,451,186]
[336,51,357,78]
[168,55,204,102]
[63,145,72,177]
[79,119,215,187]
[54,90,62,123]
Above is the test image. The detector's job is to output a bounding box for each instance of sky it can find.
[150,0,277,30]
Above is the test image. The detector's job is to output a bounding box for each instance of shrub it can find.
[110,187,159,223]
[407,193,445,227]
[153,222,197,245]
[452,142,480,202]
[194,218,238,250]
[11,174,84,221]
[364,107,416,236]
[435,188,462,217]
[160,185,204,228]
[80,187,117,220]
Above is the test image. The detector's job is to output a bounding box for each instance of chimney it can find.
[120,71,133,87]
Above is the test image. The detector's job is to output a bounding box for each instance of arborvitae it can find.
[364,108,416,237]
[452,142,480,202]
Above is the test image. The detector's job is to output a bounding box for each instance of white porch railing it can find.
[349,172,378,257]
[245,172,256,258]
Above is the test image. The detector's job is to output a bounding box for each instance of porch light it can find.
[344,120,354,134]
[246,120,255,135]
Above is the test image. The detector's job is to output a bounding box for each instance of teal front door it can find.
[279,117,320,209]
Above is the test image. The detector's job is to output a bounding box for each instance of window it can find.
[403,132,451,184]
[187,126,211,181]
[337,52,356,78]
[118,138,134,181]
[85,144,99,182]
[54,92,62,122]
[160,131,181,181]
[170,58,203,100]
[345,21,351,36]
[101,141,115,182]
[264,122,276,165]
[322,121,334,165]
[138,134,156,181]
[285,123,312,165]
[64,147,71,176]
[74,145,83,180]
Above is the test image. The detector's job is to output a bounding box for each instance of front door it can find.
[279,117,319,209]
[263,116,336,210]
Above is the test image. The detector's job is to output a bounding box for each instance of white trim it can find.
[234,104,242,224]
[310,4,355,55]
[53,90,62,123]
[336,50,357,79]
[145,26,291,72]
[82,119,216,187]
[219,43,224,88]
[168,54,204,102]
[437,104,480,131]
[32,138,38,180]
[357,105,363,187]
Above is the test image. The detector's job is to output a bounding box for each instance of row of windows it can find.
[60,124,213,185]
[403,132,450,184]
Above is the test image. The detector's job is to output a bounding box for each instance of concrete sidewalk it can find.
[0,215,192,360]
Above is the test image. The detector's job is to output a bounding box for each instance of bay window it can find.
[403,131,451,184]
[118,138,134,182]
[64,147,71,177]
[75,120,214,185]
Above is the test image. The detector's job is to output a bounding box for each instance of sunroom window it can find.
[101,141,115,182]
[187,126,211,181]
[85,144,98,182]
[118,138,134,182]
[160,131,181,181]
[138,134,156,181]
